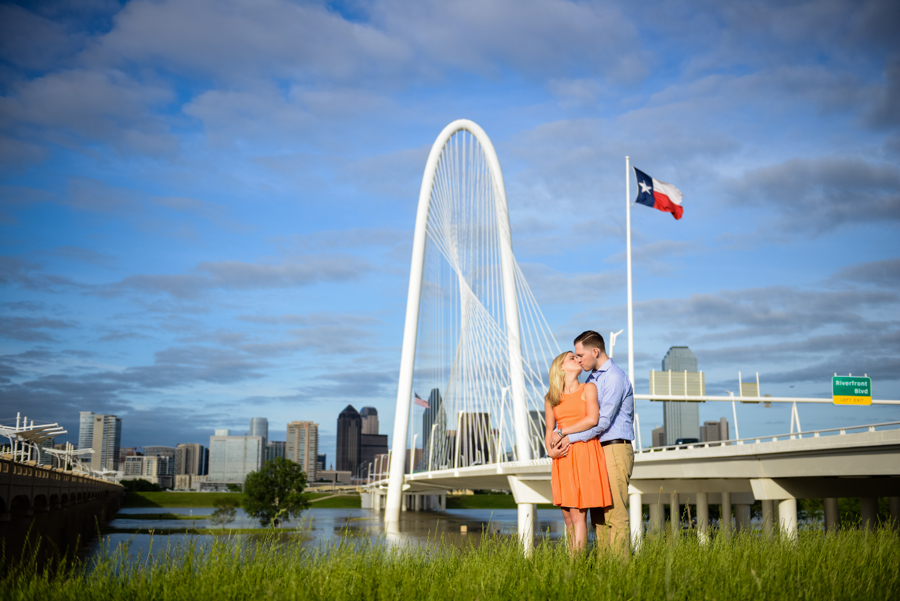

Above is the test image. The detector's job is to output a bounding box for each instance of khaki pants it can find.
[592,442,634,560]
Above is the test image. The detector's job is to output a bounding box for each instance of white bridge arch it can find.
[385,120,558,535]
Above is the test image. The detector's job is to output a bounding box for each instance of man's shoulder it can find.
[603,360,630,385]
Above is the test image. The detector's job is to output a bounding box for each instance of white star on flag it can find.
[639,180,652,194]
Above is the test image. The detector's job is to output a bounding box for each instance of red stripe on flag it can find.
[653,192,683,220]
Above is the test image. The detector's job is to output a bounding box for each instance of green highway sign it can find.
[832,376,872,406]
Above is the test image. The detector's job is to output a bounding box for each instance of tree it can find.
[242,457,310,527]
[226,483,243,493]
[209,497,239,528]
[122,479,163,492]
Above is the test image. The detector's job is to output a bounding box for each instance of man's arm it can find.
[594,370,626,434]
[565,420,603,443]
[558,379,603,444]
[561,370,627,443]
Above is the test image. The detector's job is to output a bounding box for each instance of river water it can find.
[85,507,568,562]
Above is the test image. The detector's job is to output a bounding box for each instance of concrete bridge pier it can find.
[629,491,643,550]
[735,504,751,532]
[860,497,878,530]
[761,500,775,538]
[696,493,709,544]
[824,497,840,531]
[778,498,798,539]
[517,504,535,556]
[670,492,680,537]
[720,492,732,535]
[648,501,664,535]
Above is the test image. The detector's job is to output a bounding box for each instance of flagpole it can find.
[625,156,635,386]
[626,156,639,450]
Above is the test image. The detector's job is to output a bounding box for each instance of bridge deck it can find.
[370,427,900,504]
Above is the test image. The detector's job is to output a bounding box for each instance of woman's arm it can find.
[558,383,600,437]
[544,399,557,450]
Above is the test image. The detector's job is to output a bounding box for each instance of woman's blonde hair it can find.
[544,351,571,408]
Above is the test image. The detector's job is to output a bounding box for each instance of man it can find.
[550,330,634,559]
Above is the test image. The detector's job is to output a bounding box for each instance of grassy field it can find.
[123,492,360,509]
[124,491,243,508]
[5,527,898,600]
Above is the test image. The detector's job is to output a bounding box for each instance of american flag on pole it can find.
[414,392,430,409]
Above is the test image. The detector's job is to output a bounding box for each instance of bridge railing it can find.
[637,420,900,454]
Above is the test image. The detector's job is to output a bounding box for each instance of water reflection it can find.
[87,508,567,562]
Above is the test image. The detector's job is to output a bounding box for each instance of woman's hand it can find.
[547,439,569,458]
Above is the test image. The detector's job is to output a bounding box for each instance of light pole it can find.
[608,329,624,359]
[725,391,740,440]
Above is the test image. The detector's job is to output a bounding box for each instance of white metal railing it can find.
[634,393,900,404]
[636,420,900,454]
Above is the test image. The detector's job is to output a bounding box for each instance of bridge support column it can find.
[861,497,877,530]
[401,493,407,512]
[890,497,899,532]
[762,500,774,538]
[721,492,732,535]
[824,498,840,532]
[440,493,446,512]
[735,504,751,533]
[629,492,643,552]
[696,493,709,545]
[670,492,679,537]
[518,504,535,556]
[778,498,797,540]
[649,502,664,535]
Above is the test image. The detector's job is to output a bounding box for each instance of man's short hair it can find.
[574,330,606,355]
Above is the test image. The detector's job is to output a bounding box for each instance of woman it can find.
[545,350,612,553]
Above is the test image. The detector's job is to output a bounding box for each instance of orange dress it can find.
[551,384,613,509]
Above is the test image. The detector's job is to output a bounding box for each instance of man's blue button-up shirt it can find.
[567,358,634,443]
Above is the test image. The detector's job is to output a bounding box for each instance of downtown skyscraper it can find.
[660,346,702,445]
[336,405,361,473]
[79,411,122,471]
[286,421,318,481]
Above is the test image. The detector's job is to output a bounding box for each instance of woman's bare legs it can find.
[561,507,574,551]
[561,507,589,554]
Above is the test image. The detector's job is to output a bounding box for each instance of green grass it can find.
[124,492,244,508]
[122,492,360,509]
[4,527,898,600]
[116,513,209,520]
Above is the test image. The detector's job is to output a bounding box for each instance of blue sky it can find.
[1,0,898,464]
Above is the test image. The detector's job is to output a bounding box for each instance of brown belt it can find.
[600,439,631,447]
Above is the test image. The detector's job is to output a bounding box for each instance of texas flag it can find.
[634,167,684,220]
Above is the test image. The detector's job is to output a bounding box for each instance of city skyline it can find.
[1,1,898,464]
